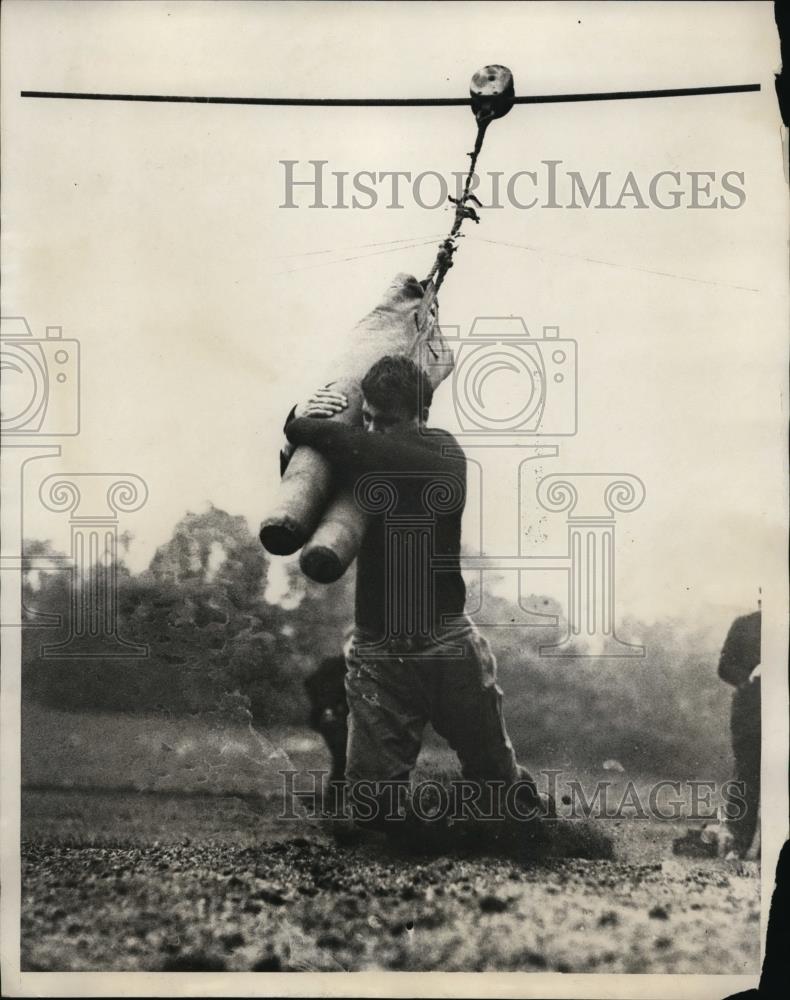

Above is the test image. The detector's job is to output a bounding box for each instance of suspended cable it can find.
[467,235,759,292]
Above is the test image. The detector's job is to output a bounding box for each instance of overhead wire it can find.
[271,233,447,261]
[466,235,760,293]
[271,237,442,276]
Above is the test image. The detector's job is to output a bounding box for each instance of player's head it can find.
[360,355,433,433]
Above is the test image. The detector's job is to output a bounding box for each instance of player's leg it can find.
[429,627,545,818]
[343,643,428,830]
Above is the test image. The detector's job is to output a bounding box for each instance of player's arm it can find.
[286,417,464,477]
[279,387,348,475]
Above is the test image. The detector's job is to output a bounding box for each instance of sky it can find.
[1,1,787,637]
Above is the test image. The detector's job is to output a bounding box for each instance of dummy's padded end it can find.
[300,545,345,584]
[259,518,304,556]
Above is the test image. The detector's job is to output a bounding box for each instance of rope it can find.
[412,111,495,346]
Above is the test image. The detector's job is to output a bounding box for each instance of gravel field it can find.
[21,788,760,974]
[20,706,761,974]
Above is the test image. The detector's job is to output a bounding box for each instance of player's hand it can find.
[295,387,349,419]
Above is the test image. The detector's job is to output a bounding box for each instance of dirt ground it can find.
[20,706,761,974]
